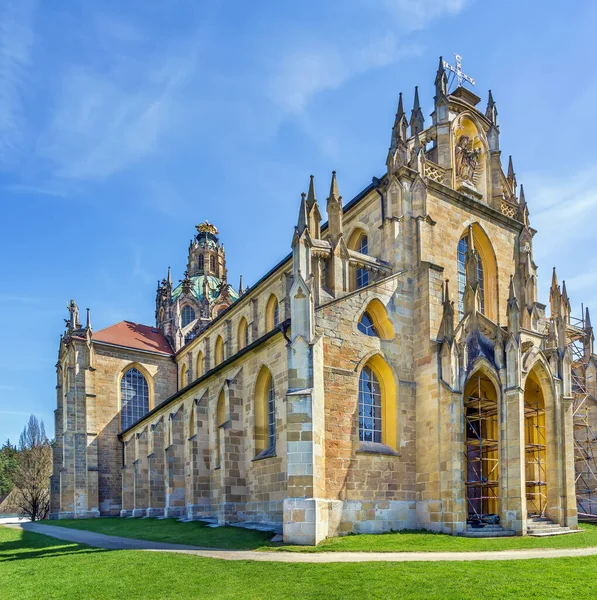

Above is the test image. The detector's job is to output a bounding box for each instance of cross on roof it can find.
[443,53,476,88]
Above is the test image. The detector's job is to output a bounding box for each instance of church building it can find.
[51,57,593,544]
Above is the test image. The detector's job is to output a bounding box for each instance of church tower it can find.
[155,222,240,352]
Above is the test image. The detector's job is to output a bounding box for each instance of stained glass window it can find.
[273,300,279,327]
[358,312,379,337]
[457,236,485,319]
[121,368,149,430]
[267,377,276,451]
[182,305,195,328]
[358,366,382,443]
[199,255,204,271]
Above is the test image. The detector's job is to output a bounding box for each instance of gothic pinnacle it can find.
[586,306,592,330]
[397,91,405,120]
[329,170,340,203]
[551,266,559,291]
[485,90,498,124]
[167,266,172,286]
[507,155,517,191]
[562,280,569,304]
[307,175,316,209]
[239,275,244,295]
[410,86,424,137]
[297,192,308,233]
[508,274,517,304]
[435,56,447,96]
[86,308,91,330]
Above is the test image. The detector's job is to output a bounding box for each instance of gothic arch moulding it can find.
[458,222,499,323]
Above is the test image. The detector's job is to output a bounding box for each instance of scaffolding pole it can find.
[567,310,597,518]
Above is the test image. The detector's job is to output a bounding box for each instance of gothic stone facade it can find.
[51,59,588,544]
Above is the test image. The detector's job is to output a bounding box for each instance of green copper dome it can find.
[171,275,239,305]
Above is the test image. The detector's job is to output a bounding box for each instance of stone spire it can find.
[550,267,562,318]
[390,93,408,149]
[306,175,322,239]
[439,279,454,343]
[507,155,517,194]
[239,275,244,296]
[485,90,498,125]
[167,266,172,287]
[561,280,571,322]
[410,86,424,137]
[86,308,91,331]
[434,57,448,97]
[326,171,343,245]
[585,306,595,359]
[518,184,529,225]
[297,192,308,234]
[507,275,520,336]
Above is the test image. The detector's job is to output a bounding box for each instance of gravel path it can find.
[8,522,597,563]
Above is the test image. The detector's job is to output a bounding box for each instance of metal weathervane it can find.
[443,53,476,88]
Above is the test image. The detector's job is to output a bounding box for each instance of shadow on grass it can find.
[0,529,109,563]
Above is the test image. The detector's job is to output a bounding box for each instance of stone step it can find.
[460,529,516,538]
[529,517,553,523]
[528,525,569,533]
[527,528,583,537]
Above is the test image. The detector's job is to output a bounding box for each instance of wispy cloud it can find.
[0,0,36,168]
[266,36,422,114]
[382,0,470,30]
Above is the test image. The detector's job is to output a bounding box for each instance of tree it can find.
[0,440,18,497]
[12,415,52,521]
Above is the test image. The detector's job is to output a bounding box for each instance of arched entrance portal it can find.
[464,372,499,519]
[524,369,547,516]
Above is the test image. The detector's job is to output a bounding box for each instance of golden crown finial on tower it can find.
[196,220,219,235]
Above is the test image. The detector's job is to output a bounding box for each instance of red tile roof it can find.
[93,321,173,356]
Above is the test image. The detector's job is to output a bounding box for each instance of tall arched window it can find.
[357,355,397,449]
[214,336,224,366]
[457,236,485,319]
[180,364,188,388]
[199,254,205,271]
[121,368,149,430]
[216,389,225,468]
[356,235,369,289]
[266,295,279,331]
[254,367,276,457]
[238,317,249,351]
[189,404,195,438]
[182,305,195,328]
[359,366,382,443]
[196,351,204,378]
[210,255,216,271]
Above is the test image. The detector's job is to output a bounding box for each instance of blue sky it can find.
[1,0,596,443]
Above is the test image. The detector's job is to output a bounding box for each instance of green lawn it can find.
[44,517,597,553]
[44,517,275,550]
[2,526,597,599]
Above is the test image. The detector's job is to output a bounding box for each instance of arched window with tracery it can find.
[238,317,249,351]
[357,355,397,449]
[216,389,225,468]
[210,255,216,271]
[356,235,369,289]
[358,312,378,337]
[196,351,204,378]
[266,295,279,331]
[254,367,276,457]
[457,236,485,319]
[214,336,224,366]
[199,254,204,271]
[182,305,195,328]
[121,367,149,430]
[359,366,382,443]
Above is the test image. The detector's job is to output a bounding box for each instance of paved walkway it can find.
[7,522,597,563]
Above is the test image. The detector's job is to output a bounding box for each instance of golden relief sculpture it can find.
[196,221,219,235]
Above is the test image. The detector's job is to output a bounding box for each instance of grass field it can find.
[45,517,274,550]
[44,517,597,553]
[2,526,597,600]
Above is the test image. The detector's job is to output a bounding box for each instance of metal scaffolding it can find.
[567,310,597,518]
[524,398,547,517]
[464,376,499,519]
